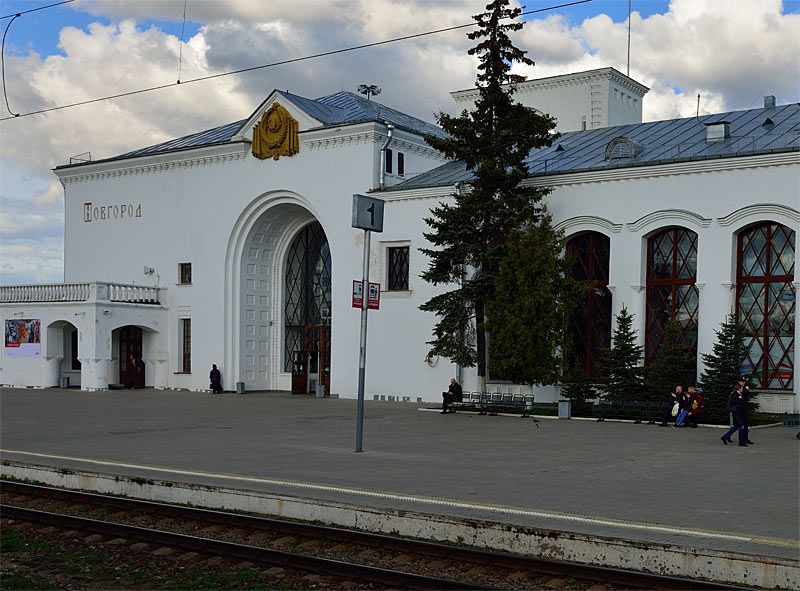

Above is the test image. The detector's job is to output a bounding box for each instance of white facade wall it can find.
[41,98,449,398]
[2,89,797,413]
[451,68,647,131]
[382,153,800,411]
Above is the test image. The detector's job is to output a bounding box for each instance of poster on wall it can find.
[5,319,41,358]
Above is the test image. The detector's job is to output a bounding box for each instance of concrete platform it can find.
[2,387,798,588]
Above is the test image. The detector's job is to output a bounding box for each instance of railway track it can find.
[1,480,754,590]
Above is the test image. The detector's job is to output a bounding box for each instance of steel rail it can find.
[1,504,488,590]
[1,480,755,590]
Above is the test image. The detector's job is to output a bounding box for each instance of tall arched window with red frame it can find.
[645,227,699,370]
[736,222,795,390]
[566,232,612,380]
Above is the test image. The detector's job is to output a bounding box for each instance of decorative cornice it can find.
[721,282,736,291]
[630,284,646,292]
[452,67,649,101]
[718,203,800,227]
[57,149,247,185]
[521,152,800,188]
[303,131,377,150]
[555,216,623,234]
[627,209,712,232]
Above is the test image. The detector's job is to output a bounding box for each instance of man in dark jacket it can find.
[661,385,683,426]
[441,378,462,413]
[738,376,754,444]
[210,364,223,394]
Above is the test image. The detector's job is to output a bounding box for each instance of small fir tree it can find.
[698,313,751,423]
[420,0,557,389]
[560,368,597,416]
[597,306,645,400]
[645,321,695,401]
[485,210,588,386]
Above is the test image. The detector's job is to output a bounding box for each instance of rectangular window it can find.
[179,263,192,284]
[397,152,405,176]
[385,148,393,174]
[71,329,81,370]
[182,319,191,373]
[388,246,409,291]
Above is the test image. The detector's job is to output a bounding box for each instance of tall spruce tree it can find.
[598,306,645,400]
[485,209,588,386]
[645,321,695,400]
[698,313,750,423]
[420,0,557,387]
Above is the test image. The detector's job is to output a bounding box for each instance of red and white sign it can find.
[352,281,380,310]
[367,282,380,310]
[352,280,363,308]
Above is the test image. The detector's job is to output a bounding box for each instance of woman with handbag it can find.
[721,383,748,446]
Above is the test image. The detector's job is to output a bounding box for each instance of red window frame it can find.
[645,227,699,370]
[182,319,191,373]
[179,263,192,284]
[387,246,410,291]
[566,232,612,380]
[736,223,795,390]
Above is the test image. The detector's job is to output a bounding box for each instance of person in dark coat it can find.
[661,385,683,426]
[210,364,223,394]
[684,385,703,428]
[737,376,754,444]
[127,355,145,389]
[441,378,462,413]
[721,383,748,446]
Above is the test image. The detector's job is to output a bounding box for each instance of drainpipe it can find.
[379,123,394,191]
[454,181,464,385]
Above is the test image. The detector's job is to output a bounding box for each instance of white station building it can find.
[1,67,797,413]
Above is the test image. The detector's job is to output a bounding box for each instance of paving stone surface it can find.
[2,387,798,561]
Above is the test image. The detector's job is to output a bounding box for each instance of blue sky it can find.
[1,0,799,284]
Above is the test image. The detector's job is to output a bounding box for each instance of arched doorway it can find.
[119,326,145,389]
[284,221,332,394]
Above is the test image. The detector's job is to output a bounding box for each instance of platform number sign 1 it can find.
[352,194,386,453]
[352,194,384,232]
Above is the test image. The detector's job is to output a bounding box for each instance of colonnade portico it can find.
[1,283,167,391]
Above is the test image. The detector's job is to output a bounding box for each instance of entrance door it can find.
[291,350,308,394]
[119,326,144,389]
[304,325,331,394]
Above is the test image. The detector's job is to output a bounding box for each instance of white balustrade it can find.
[0,282,162,304]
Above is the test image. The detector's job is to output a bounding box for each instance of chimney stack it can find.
[764,95,776,109]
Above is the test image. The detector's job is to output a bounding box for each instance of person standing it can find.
[210,364,223,394]
[441,378,462,413]
[721,383,748,446]
[737,376,754,444]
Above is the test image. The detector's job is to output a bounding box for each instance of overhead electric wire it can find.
[1,0,74,20]
[177,0,187,83]
[2,13,20,116]
[0,0,592,122]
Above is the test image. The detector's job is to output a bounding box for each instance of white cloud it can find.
[34,181,64,207]
[1,0,798,284]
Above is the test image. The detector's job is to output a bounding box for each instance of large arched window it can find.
[645,227,699,369]
[284,222,331,371]
[566,232,612,380]
[737,223,795,390]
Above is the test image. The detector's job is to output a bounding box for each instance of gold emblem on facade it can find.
[252,103,299,160]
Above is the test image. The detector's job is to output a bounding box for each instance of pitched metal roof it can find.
[113,119,247,160]
[390,103,800,191]
[58,91,444,169]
